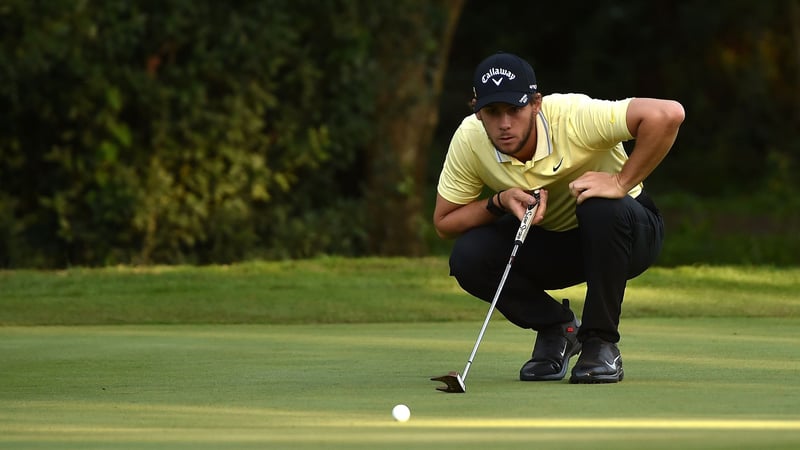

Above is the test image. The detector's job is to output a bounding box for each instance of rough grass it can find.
[1,258,799,326]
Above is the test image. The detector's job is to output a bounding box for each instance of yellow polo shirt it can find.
[437,93,641,231]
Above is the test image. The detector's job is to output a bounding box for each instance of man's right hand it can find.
[499,188,547,225]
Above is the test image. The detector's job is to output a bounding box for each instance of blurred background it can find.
[1,0,798,268]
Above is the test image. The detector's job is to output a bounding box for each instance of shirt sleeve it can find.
[436,123,485,205]
[567,96,634,150]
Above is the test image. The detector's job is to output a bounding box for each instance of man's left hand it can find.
[568,171,627,204]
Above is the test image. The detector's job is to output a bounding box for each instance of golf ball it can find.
[391,404,411,422]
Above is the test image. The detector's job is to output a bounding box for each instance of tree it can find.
[364,0,463,256]
[0,0,465,266]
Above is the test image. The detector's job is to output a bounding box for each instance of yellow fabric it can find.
[437,94,640,231]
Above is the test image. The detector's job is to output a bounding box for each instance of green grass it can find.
[2,258,799,325]
[1,319,799,449]
[1,259,799,448]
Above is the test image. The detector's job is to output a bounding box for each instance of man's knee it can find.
[575,197,634,229]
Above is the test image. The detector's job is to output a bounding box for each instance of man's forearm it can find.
[434,199,498,239]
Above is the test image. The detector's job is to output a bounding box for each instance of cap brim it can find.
[474,91,533,112]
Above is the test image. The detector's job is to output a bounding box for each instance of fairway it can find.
[2,318,799,449]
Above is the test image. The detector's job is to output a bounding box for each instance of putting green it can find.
[1,318,799,449]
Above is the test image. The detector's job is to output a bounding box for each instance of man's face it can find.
[476,102,537,158]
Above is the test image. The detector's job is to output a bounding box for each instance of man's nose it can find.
[499,113,512,129]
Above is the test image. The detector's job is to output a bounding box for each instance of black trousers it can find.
[449,193,664,343]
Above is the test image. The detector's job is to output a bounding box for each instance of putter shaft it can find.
[432,195,540,393]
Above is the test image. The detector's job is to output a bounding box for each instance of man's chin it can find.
[490,138,522,156]
[497,146,521,156]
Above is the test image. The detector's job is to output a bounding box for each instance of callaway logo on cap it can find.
[472,52,538,112]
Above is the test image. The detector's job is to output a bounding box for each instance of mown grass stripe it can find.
[393,418,800,430]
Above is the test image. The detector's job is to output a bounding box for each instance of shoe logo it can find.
[553,157,564,172]
[603,355,621,370]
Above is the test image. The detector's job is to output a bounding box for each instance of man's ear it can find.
[475,109,482,121]
[533,92,543,107]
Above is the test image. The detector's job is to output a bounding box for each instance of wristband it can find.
[496,190,507,210]
[486,193,505,216]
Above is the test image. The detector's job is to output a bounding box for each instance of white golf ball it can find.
[391,404,411,422]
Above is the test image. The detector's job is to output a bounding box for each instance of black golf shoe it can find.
[519,303,581,381]
[569,337,624,384]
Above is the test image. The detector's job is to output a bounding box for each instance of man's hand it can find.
[568,171,627,204]
[498,188,548,225]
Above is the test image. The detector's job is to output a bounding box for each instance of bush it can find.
[0,0,378,267]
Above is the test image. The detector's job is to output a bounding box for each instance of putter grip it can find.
[514,191,540,245]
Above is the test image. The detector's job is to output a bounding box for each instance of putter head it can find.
[430,371,466,393]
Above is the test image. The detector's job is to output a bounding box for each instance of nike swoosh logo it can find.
[557,342,567,359]
[603,355,621,370]
[553,157,564,172]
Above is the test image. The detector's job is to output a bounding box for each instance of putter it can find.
[431,191,540,393]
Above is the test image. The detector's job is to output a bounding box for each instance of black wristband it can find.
[486,193,505,216]
[496,190,507,210]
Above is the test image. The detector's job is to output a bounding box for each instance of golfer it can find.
[434,52,684,383]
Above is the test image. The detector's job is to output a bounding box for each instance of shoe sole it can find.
[569,369,624,384]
